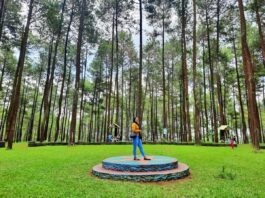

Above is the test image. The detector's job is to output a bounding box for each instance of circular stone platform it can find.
[92,156,189,182]
[103,156,178,172]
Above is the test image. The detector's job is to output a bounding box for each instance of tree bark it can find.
[114,0,120,137]
[78,49,88,142]
[5,0,34,149]
[106,14,115,142]
[61,63,72,142]
[0,88,9,141]
[48,86,58,142]
[54,1,74,142]
[206,7,218,142]
[216,0,227,141]
[162,11,167,131]
[238,0,261,149]
[202,41,209,141]
[40,37,54,142]
[26,78,40,142]
[0,0,6,41]
[17,81,28,142]
[232,35,248,143]
[181,0,191,141]
[40,0,66,142]
[233,86,239,143]
[70,0,86,144]
[254,0,265,66]
[192,0,200,144]
[0,55,6,90]
[138,0,143,123]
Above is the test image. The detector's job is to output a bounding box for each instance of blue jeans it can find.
[132,135,145,157]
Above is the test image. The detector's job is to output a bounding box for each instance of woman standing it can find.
[131,116,151,160]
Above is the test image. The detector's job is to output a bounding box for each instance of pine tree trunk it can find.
[181,0,191,142]
[5,0,34,149]
[0,89,9,141]
[167,72,172,142]
[44,81,55,141]
[206,7,218,142]
[66,109,71,142]
[125,83,129,141]
[96,95,100,142]
[0,0,6,41]
[55,2,73,142]
[120,60,124,140]
[202,42,209,142]
[232,36,248,143]
[40,37,54,142]
[41,0,66,142]
[106,14,115,141]
[233,87,239,143]
[162,13,167,131]
[88,81,97,142]
[78,49,88,142]
[167,71,171,141]
[216,0,227,141]
[199,86,205,141]
[0,55,6,91]
[150,81,154,141]
[127,63,132,140]
[138,0,143,122]
[155,88,158,141]
[192,0,200,144]
[15,82,26,142]
[141,72,149,123]
[115,0,120,134]
[179,80,184,142]
[254,0,265,66]
[48,86,58,142]
[70,0,86,145]
[216,74,227,139]
[258,102,264,143]
[26,66,42,141]
[18,82,28,142]
[171,59,175,142]
[103,61,109,141]
[238,0,261,150]
[175,90,179,141]
[61,65,71,142]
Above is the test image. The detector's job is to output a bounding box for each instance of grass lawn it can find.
[0,144,265,198]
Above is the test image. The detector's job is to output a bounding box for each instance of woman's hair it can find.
[133,116,138,124]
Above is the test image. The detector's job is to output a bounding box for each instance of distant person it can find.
[107,134,112,142]
[230,136,235,150]
[233,136,236,143]
[131,116,151,161]
[115,135,120,142]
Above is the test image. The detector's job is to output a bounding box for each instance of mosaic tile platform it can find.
[92,156,189,182]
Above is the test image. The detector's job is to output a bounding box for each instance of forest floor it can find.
[0,144,265,198]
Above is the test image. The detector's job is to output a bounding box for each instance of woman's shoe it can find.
[134,157,140,160]
[144,157,151,160]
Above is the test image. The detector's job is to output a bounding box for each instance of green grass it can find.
[0,144,265,198]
